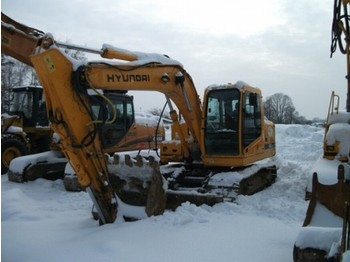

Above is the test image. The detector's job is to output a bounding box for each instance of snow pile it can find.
[294,226,342,251]
[325,110,350,159]
[3,124,344,262]
[325,122,350,158]
[308,157,344,188]
[8,151,66,174]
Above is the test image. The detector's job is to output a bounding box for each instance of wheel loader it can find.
[1,85,61,175]
[293,1,350,261]
[1,12,276,225]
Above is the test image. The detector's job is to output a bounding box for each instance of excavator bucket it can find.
[108,154,167,217]
[64,153,167,217]
[293,169,350,262]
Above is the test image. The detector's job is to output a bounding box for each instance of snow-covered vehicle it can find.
[1,85,62,175]
[294,92,350,261]
[305,92,350,198]
[295,90,350,261]
[294,1,350,260]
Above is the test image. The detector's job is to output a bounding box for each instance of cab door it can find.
[204,88,240,156]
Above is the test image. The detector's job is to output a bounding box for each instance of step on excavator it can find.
[293,1,350,261]
[1,12,277,224]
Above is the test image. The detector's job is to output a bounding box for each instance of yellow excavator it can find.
[293,1,350,261]
[1,13,276,224]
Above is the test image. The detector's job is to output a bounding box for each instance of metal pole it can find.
[55,41,103,55]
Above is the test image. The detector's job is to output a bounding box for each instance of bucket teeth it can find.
[113,154,119,165]
[135,155,143,167]
[110,153,149,167]
[124,154,133,167]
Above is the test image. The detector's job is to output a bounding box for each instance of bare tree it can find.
[264,93,297,124]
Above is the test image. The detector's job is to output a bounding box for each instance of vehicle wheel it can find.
[1,135,29,174]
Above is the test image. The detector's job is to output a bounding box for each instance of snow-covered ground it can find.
[2,124,327,261]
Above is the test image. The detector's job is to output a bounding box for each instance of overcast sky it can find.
[2,0,348,119]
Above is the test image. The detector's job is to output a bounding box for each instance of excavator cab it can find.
[89,92,134,149]
[201,83,271,168]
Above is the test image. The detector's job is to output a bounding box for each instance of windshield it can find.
[204,88,240,155]
[91,95,134,127]
[90,94,134,148]
[205,88,240,131]
[9,91,34,118]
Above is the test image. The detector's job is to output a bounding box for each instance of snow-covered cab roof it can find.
[205,81,262,95]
